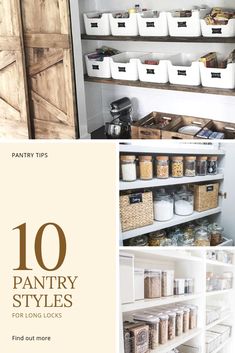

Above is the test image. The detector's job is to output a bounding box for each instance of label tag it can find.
[212,28,222,34]
[147,69,155,75]
[211,72,221,79]
[177,70,187,76]
[92,65,99,70]
[118,22,126,28]
[207,185,214,192]
[178,21,187,28]
[146,22,155,27]
[129,194,143,204]
[91,23,98,28]
[118,67,126,72]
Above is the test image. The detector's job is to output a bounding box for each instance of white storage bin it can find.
[137,53,171,83]
[120,253,134,304]
[134,268,144,301]
[109,12,138,36]
[168,54,201,86]
[137,11,168,37]
[85,54,111,78]
[201,18,235,37]
[167,9,207,37]
[199,59,235,89]
[83,12,111,35]
[110,52,145,81]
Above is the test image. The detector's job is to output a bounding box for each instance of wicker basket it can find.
[194,183,219,212]
[120,191,154,232]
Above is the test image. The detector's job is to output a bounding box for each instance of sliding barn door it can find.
[0,0,30,139]
[21,0,78,139]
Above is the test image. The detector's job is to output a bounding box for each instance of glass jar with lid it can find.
[174,187,194,216]
[184,156,196,177]
[210,224,224,246]
[196,156,207,176]
[128,235,149,247]
[156,156,169,179]
[153,189,174,222]
[194,227,210,246]
[165,311,176,340]
[207,156,218,175]
[120,155,137,181]
[149,230,167,246]
[171,156,184,178]
[133,313,160,349]
[139,155,153,180]
[144,270,161,298]
[159,314,169,344]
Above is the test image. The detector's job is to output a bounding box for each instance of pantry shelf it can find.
[81,34,235,43]
[206,313,232,330]
[121,249,203,263]
[206,259,235,268]
[120,174,224,191]
[84,75,235,97]
[209,337,232,353]
[206,288,234,297]
[121,207,222,240]
[122,293,202,313]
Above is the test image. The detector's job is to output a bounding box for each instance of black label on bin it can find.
[207,185,214,192]
[118,67,126,72]
[118,22,126,28]
[212,28,222,34]
[91,22,98,28]
[147,69,155,74]
[92,65,99,70]
[177,70,187,76]
[146,22,155,27]
[211,72,221,79]
[129,194,143,204]
[178,21,187,28]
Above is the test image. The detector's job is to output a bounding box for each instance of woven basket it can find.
[194,183,219,212]
[120,191,154,232]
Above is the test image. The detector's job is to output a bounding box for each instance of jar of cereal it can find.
[171,156,183,178]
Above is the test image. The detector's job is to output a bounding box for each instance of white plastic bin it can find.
[199,58,235,89]
[168,53,201,86]
[137,53,171,83]
[83,12,111,35]
[134,268,144,300]
[110,52,145,81]
[109,12,138,36]
[167,9,207,37]
[201,18,235,37]
[85,53,112,78]
[137,11,168,36]
[120,253,135,304]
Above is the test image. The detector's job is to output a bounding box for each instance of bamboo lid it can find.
[139,155,152,162]
[156,156,169,161]
[120,155,135,162]
[197,156,208,161]
[208,156,218,161]
[185,156,196,161]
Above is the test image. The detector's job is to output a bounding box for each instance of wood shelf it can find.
[81,34,235,43]
[84,75,235,97]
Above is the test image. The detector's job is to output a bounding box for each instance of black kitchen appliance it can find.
[105,97,133,139]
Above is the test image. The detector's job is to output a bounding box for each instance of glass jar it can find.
[144,270,161,298]
[121,155,137,181]
[174,187,194,216]
[149,230,167,246]
[128,235,149,247]
[166,311,176,340]
[153,189,174,221]
[139,155,153,180]
[210,224,224,246]
[188,305,198,329]
[133,313,160,349]
[184,156,196,177]
[196,156,207,176]
[207,156,218,175]
[156,156,169,179]
[162,270,174,297]
[171,156,184,178]
[194,227,210,246]
[159,314,169,344]
[175,309,183,336]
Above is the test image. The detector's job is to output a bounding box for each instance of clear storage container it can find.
[149,230,167,246]
[207,156,218,175]
[154,189,174,221]
[166,311,176,340]
[194,227,210,246]
[121,155,137,181]
[174,279,185,295]
[175,309,184,336]
[159,314,169,344]
[184,156,196,177]
[188,305,198,329]
[185,278,194,294]
[171,156,184,177]
[210,224,223,246]
[137,11,168,37]
[156,156,169,179]
[162,270,174,297]
[174,187,194,216]
[134,268,144,300]
[180,307,190,332]
[144,270,161,298]
[129,235,149,246]
[139,155,153,180]
[133,313,160,349]
[196,156,207,176]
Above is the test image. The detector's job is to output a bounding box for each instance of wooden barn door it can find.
[21,0,78,139]
[0,0,30,139]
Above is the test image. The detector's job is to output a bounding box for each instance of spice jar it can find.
[121,155,137,181]
[139,156,153,180]
[162,270,174,297]
[144,270,161,298]
[166,311,176,340]
[174,187,194,216]
[171,156,184,178]
[210,224,223,246]
[196,156,207,176]
[207,156,218,175]
[133,313,160,350]
[159,314,169,344]
[194,227,210,246]
[188,305,198,329]
[175,309,183,336]
[185,156,196,177]
[128,235,149,247]
[156,156,169,179]
[153,189,174,222]
[149,230,167,246]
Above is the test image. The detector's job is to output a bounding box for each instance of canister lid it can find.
[208,156,218,161]
[156,156,169,161]
[171,156,183,161]
[121,155,136,162]
[185,156,196,161]
[133,313,160,323]
[139,155,152,162]
[197,156,207,160]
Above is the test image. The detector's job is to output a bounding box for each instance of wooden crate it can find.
[203,120,235,139]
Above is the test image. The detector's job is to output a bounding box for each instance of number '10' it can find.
[14,223,66,271]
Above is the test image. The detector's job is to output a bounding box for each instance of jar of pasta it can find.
[139,155,153,180]
[156,156,169,179]
[171,156,183,178]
